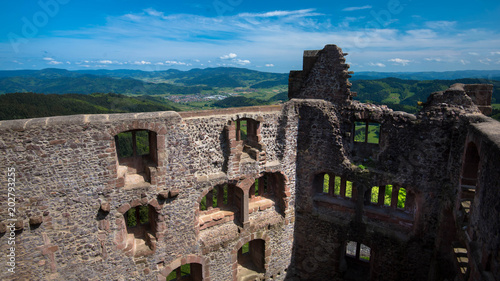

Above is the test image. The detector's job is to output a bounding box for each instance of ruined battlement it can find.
[289,45,354,103]
[0,44,498,281]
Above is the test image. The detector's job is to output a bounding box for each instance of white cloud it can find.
[235,59,251,65]
[368,62,386,67]
[265,64,274,67]
[468,52,479,56]
[388,58,411,66]
[44,57,63,65]
[165,60,190,66]
[479,58,492,65]
[144,8,164,17]
[220,53,237,60]
[48,60,63,65]
[425,58,443,62]
[98,60,113,64]
[342,5,372,12]
[238,9,320,18]
[460,59,470,65]
[132,60,151,65]
[491,51,500,55]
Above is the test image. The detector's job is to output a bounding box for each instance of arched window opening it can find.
[236,118,259,145]
[124,204,158,257]
[461,142,480,188]
[237,239,266,280]
[115,129,158,188]
[248,173,287,216]
[346,241,371,262]
[199,184,238,230]
[397,188,407,209]
[314,173,354,200]
[344,241,372,280]
[459,142,480,225]
[166,263,203,281]
[366,185,407,210]
[232,118,264,162]
[200,184,231,211]
[363,185,414,228]
[250,176,268,199]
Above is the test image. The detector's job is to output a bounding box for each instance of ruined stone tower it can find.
[0,44,498,281]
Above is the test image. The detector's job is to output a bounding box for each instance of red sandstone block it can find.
[149,199,160,210]
[211,212,224,221]
[158,127,167,134]
[259,200,274,211]
[116,178,125,188]
[187,256,198,263]
[117,203,131,214]
[130,199,142,207]
[199,215,212,225]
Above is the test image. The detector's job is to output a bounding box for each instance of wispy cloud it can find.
[425,58,443,62]
[43,57,63,65]
[132,60,151,65]
[389,58,411,66]
[342,5,372,12]
[220,53,237,60]
[425,21,456,30]
[98,60,113,64]
[235,59,251,65]
[479,58,492,65]
[238,9,321,18]
[368,62,386,67]
[164,60,191,66]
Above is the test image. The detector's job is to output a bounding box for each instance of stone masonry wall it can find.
[0,105,298,281]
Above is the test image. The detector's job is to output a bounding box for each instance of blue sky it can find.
[1,0,500,73]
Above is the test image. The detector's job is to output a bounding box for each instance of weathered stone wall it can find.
[288,44,499,281]
[0,106,298,281]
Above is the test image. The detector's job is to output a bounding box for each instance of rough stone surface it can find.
[0,44,498,281]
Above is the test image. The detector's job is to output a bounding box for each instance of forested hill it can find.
[0,75,211,95]
[0,67,499,121]
[0,67,288,94]
[0,92,180,120]
[351,77,500,113]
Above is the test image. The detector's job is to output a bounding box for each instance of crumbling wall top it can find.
[288,44,353,104]
[419,84,483,116]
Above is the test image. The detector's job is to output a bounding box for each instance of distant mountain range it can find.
[1,67,499,81]
[0,67,499,121]
[0,67,288,95]
[352,70,500,81]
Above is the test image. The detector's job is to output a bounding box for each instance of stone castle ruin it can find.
[0,44,499,281]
